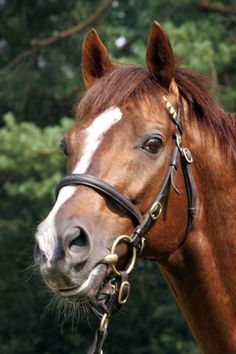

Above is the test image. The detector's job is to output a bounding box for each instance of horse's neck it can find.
[159,128,236,354]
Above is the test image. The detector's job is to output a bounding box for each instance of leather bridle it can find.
[56,96,197,354]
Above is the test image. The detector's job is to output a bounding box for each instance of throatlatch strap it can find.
[181,155,197,234]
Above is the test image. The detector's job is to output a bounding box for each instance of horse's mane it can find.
[175,69,236,147]
[77,64,236,148]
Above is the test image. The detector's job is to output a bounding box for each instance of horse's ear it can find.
[82,29,113,88]
[146,21,175,90]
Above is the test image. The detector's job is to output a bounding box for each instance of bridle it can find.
[56,96,197,354]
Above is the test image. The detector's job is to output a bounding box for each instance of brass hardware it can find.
[182,148,193,164]
[101,253,118,265]
[150,201,162,220]
[99,313,109,333]
[138,237,145,255]
[175,134,193,164]
[175,133,182,150]
[118,281,131,304]
[110,235,137,276]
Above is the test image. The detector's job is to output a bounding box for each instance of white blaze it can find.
[36,107,123,260]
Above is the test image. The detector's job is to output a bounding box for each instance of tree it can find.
[0,0,235,125]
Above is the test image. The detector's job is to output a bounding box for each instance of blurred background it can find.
[0,0,235,353]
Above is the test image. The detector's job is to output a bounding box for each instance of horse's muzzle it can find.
[34,224,93,291]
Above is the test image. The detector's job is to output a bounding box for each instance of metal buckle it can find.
[118,281,131,304]
[149,201,162,220]
[182,147,193,163]
[175,133,182,150]
[138,237,145,255]
[99,313,109,333]
[175,134,193,164]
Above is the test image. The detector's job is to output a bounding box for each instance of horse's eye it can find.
[60,138,68,156]
[141,136,163,154]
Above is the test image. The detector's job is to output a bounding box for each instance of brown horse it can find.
[35,22,236,354]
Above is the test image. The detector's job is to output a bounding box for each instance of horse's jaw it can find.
[56,264,108,302]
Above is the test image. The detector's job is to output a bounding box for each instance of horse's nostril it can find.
[68,227,91,264]
[69,228,89,249]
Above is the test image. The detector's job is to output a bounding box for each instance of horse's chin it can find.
[57,264,108,304]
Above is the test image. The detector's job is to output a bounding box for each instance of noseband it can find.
[56,96,197,354]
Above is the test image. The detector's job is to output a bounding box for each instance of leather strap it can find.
[181,153,197,234]
[56,174,143,225]
[55,101,196,254]
[88,271,129,354]
[87,329,107,354]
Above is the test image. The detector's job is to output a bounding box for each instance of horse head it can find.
[34,17,236,354]
[35,22,193,309]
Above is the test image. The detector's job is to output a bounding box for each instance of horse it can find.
[34,21,236,354]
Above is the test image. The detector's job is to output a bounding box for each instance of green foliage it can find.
[1,113,69,190]
[0,115,74,354]
[0,113,72,223]
[0,0,235,124]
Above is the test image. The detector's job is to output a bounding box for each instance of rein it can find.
[56,96,197,354]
